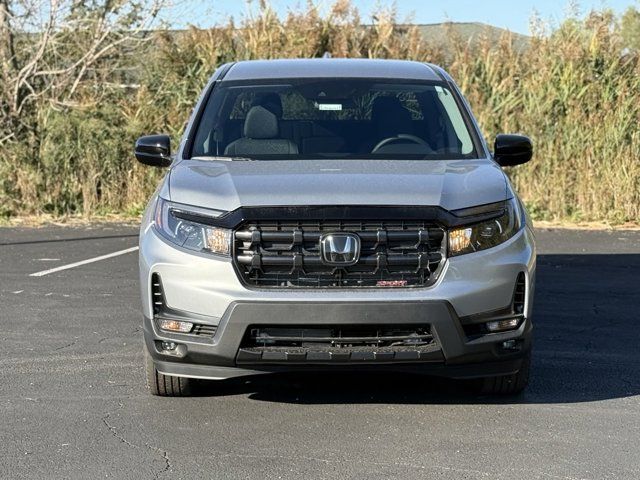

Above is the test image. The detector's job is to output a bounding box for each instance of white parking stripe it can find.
[29,246,139,277]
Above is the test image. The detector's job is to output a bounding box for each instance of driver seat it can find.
[373,96,414,139]
[363,96,414,152]
[225,106,298,155]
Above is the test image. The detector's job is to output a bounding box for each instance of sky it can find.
[165,0,638,35]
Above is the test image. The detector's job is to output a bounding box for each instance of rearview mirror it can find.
[494,134,532,167]
[135,135,172,167]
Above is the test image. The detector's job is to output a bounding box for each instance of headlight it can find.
[154,197,231,256]
[448,198,523,256]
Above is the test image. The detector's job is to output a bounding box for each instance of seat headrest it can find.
[372,96,404,118]
[244,106,279,139]
[371,96,413,137]
[251,93,283,119]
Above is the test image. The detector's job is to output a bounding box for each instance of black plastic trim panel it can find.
[172,204,506,230]
[237,345,444,364]
[450,200,507,218]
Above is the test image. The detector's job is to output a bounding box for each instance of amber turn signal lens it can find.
[486,318,520,332]
[448,227,472,254]
[205,227,231,255]
[158,319,193,333]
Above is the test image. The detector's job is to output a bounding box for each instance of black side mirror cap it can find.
[135,135,172,167]
[494,134,533,167]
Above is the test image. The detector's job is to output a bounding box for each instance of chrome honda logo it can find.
[320,233,360,266]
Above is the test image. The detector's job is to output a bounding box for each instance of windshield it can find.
[189,78,480,160]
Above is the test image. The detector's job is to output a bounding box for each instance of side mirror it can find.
[494,134,532,167]
[135,135,172,167]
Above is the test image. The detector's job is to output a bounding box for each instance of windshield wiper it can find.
[190,155,255,162]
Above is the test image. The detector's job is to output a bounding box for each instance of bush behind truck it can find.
[0,1,638,223]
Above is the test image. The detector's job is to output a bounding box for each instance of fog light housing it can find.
[158,318,193,333]
[161,341,178,351]
[486,318,520,332]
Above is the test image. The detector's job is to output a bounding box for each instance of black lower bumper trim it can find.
[237,343,444,364]
[155,354,527,380]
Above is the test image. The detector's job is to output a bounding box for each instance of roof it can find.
[222,58,442,82]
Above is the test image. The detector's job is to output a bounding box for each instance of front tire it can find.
[145,346,192,396]
[479,350,531,395]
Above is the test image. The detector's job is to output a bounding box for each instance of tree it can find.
[0,0,165,144]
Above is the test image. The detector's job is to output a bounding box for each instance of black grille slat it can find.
[237,252,442,267]
[151,273,165,314]
[192,324,217,338]
[237,324,442,363]
[248,325,433,346]
[514,272,526,314]
[234,220,446,288]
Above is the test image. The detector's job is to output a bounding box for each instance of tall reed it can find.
[1,2,638,222]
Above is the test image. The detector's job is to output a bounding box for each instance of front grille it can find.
[236,325,442,363]
[234,220,445,288]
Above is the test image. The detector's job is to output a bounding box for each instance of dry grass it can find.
[0,214,142,228]
[0,2,638,223]
[533,220,640,231]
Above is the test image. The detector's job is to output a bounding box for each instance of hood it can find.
[168,158,507,212]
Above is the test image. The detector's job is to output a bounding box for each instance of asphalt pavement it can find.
[1,224,639,479]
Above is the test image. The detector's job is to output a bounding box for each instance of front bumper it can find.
[140,224,536,380]
[144,300,532,380]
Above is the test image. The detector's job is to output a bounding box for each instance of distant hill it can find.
[414,22,530,51]
[160,22,530,52]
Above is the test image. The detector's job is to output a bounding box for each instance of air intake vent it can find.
[513,272,526,314]
[237,324,442,364]
[151,273,165,315]
[192,324,217,338]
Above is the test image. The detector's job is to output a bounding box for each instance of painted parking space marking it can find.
[29,246,139,277]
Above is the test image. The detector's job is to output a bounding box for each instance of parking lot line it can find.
[28,246,139,277]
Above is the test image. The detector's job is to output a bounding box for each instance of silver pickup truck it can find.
[135,58,536,397]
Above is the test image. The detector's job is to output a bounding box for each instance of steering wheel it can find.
[371,134,430,153]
